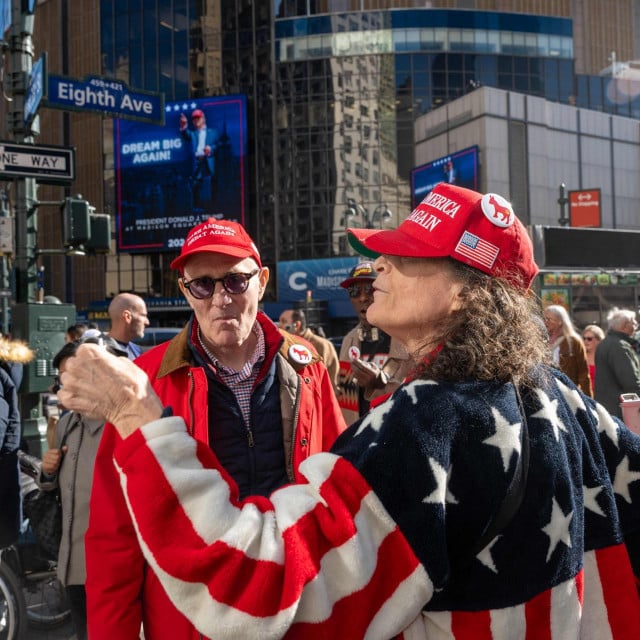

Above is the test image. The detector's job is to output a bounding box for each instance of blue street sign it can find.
[0,0,10,38]
[45,74,165,125]
[24,54,46,127]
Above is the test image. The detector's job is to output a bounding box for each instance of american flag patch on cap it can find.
[455,231,499,270]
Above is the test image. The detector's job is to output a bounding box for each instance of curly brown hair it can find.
[411,258,551,387]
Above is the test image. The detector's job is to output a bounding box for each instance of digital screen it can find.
[114,94,248,252]
[411,145,480,207]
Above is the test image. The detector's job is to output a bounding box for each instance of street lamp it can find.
[344,198,393,229]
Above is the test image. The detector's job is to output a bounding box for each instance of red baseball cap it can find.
[170,219,262,272]
[347,183,538,290]
[191,109,204,119]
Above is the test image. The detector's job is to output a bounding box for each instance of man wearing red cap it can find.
[338,260,410,424]
[179,108,220,210]
[62,184,640,639]
[84,218,346,639]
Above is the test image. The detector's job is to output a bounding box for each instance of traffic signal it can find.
[62,195,90,249]
[61,195,111,254]
[86,212,111,254]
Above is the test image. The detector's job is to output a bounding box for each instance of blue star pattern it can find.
[333,366,640,612]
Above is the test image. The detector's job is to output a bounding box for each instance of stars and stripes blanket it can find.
[113,367,640,639]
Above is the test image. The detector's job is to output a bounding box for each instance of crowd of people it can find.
[3,184,640,639]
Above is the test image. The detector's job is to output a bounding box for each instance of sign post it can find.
[0,141,75,183]
[569,188,601,228]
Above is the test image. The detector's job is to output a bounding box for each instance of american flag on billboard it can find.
[455,230,499,269]
[113,370,640,639]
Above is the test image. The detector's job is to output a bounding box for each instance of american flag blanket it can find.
[113,368,640,639]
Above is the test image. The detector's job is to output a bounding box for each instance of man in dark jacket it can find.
[85,218,347,640]
[595,306,640,417]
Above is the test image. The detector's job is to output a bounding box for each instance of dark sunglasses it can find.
[52,375,62,394]
[182,270,259,299]
[347,283,374,298]
[582,336,595,342]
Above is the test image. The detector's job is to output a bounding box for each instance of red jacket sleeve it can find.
[85,423,145,639]
[316,359,348,451]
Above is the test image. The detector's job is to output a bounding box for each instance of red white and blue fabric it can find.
[113,367,640,639]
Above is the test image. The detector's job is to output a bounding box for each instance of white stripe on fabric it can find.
[550,576,582,639]
[118,454,300,640]
[364,566,433,640]
[580,551,613,640]
[142,424,345,564]
[423,610,453,639]
[293,493,414,623]
[490,602,526,639]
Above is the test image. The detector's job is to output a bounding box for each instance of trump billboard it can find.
[411,145,479,208]
[114,94,248,252]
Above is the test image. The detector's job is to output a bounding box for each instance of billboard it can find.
[277,257,360,303]
[114,94,248,252]
[411,145,479,207]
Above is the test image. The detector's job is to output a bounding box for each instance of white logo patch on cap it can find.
[288,344,313,365]
[481,193,514,228]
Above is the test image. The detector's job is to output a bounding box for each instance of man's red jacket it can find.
[85,314,346,640]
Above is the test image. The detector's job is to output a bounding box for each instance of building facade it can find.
[6,0,639,320]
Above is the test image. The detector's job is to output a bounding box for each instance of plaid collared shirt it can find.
[197,322,266,426]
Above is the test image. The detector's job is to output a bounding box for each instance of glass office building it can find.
[92,2,640,306]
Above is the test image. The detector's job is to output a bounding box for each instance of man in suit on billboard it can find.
[179,108,220,211]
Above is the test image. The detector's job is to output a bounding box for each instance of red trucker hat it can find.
[170,219,262,272]
[347,183,538,290]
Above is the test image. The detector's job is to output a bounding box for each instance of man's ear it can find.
[258,267,270,300]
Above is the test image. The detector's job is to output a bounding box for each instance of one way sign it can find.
[0,142,75,184]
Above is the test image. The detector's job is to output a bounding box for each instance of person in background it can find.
[85,218,346,640]
[0,335,34,548]
[582,323,605,393]
[595,307,640,417]
[542,304,592,396]
[106,292,149,360]
[59,183,640,638]
[65,323,88,343]
[338,261,410,424]
[38,336,127,640]
[278,308,340,391]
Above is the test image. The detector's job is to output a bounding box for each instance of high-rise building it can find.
[5,0,638,316]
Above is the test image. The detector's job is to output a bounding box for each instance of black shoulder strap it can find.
[472,381,530,557]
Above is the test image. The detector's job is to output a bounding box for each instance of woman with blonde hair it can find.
[543,304,592,396]
[581,323,605,393]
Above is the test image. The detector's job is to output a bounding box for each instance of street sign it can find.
[45,74,165,125]
[24,53,47,127]
[0,141,75,184]
[569,188,601,227]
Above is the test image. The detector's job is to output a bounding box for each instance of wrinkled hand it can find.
[350,357,383,388]
[58,344,164,438]
[42,446,66,475]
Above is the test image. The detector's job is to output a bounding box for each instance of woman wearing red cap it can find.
[60,183,640,639]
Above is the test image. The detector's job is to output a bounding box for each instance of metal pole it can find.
[9,0,38,303]
[557,183,569,227]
